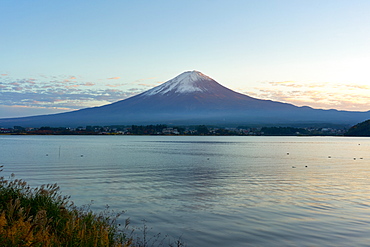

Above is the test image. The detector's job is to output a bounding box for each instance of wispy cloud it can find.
[0,74,149,112]
[138,83,160,87]
[65,85,80,88]
[248,80,370,111]
[132,77,156,83]
[12,87,23,91]
[105,84,126,87]
[107,76,121,80]
[267,81,303,88]
[82,82,95,86]
[266,81,328,88]
[337,84,370,90]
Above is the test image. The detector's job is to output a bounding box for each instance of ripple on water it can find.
[1,135,370,246]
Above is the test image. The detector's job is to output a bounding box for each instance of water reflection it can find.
[1,136,370,246]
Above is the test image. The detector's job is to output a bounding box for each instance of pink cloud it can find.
[82,82,95,86]
[307,84,326,88]
[105,84,126,87]
[1,74,8,76]
[249,86,370,111]
[267,81,331,89]
[65,85,80,88]
[27,79,36,84]
[107,77,120,80]
[341,84,370,90]
[105,89,120,92]
[268,81,304,88]
[13,87,23,91]
[138,83,157,87]
[133,77,157,83]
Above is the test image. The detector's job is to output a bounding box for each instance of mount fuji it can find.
[1,71,370,127]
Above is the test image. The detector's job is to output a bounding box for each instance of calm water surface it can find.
[1,135,370,246]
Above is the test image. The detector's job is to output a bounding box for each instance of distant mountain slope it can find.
[345,119,370,136]
[1,71,370,127]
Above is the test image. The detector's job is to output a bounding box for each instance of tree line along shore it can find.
[0,124,351,136]
[1,119,370,136]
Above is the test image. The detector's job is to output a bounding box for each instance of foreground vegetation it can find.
[0,166,183,247]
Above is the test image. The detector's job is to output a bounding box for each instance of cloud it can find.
[138,83,159,87]
[269,81,303,88]
[105,84,121,87]
[267,81,322,88]
[268,81,297,85]
[132,77,157,83]
[267,81,331,89]
[82,82,95,86]
[0,81,145,111]
[65,85,80,88]
[107,77,121,80]
[338,84,370,90]
[251,80,370,109]
[26,79,36,84]
[248,84,370,111]
[0,74,156,117]
[1,74,8,76]
[105,83,129,87]
[307,84,327,88]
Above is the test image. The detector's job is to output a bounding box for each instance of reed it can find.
[0,166,131,246]
[0,166,185,247]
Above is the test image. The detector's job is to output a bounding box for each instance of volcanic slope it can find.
[1,71,370,127]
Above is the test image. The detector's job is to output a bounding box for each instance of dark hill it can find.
[345,119,370,136]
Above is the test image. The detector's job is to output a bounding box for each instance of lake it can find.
[1,135,370,246]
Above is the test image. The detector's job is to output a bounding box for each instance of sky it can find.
[1,0,370,118]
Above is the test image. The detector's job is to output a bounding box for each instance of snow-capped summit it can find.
[143,70,214,96]
[2,70,370,127]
